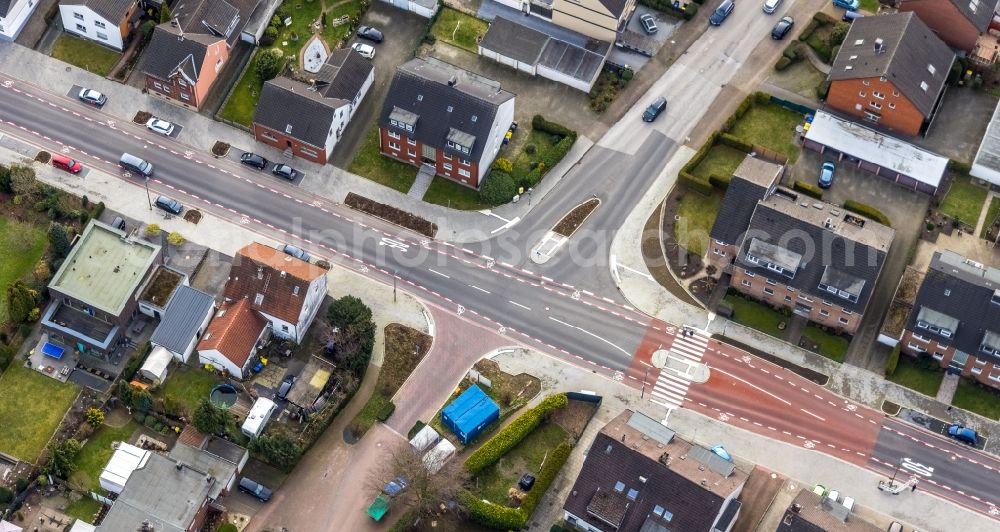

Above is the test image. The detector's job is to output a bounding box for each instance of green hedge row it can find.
[885,343,901,377]
[798,19,819,41]
[531,115,576,138]
[843,200,892,227]
[640,0,698,20]
[793,180,824,199]
[709,174,731,190]
[719,132,753,153]
[775,56,793,71]
[519,441,572,515]
[465,393,568,474]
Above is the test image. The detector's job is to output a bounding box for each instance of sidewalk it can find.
[0,41,592,243]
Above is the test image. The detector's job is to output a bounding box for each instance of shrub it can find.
[85,407,104,427]
[0,164,11,193]
[813,11,837,25]
[159,3,172,24]
[531,115,576,138]
[520,441,572,515]
[816,79,831,99]
[682,3,698,20]
[0,345,15,372]
[782,41,801,60]
[798,19,819,40]
[0,487,12,504]
[140,20,156,42]
[48,222,73,260]
[793,180,824,199]
[462,492,527,530]
[218,525,238,532]
[524,143,537,155]
[830,21,850,46]
[260,26,278,46]
[885,344,901,377]
[719,132,753,153]
[843,199,892,227]
[709,174,731,190]
[166,231,186,246]
[948,159,972,175]
[679,172,713,195]
[249,432,302,472]
[775,57,793,71]
[465,393,567,474]
[145,223,161,235]
[479,170,517,205]
[492,157,513,173]
[256,49,283,83]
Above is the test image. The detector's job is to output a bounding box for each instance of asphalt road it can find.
[1,1,999,522]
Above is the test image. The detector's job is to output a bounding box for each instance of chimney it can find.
[874,38,884,53]
[175,462,183,471]
[621,433,626,442]
[447,76,458,87]
[792,503,802,513]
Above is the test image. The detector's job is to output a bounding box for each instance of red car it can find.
[51,154,82,174]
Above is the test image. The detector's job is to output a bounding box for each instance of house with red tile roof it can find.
[196,298,269,379]
[223,243,328,343]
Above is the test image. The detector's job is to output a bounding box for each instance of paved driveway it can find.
[917,87,998,163]
[787,149,930,370]
[327,3,428,168]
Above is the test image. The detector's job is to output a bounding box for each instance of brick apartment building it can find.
[708,156,784,266]
[378,57,515,189]
[901,250,1000,389]
[897,0,999,52]
[826,12,954,136]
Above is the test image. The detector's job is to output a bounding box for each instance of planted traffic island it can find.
[133,111,152,124]
[553,198,599,237]
[345,193,438,238]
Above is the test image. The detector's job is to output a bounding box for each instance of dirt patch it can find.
[882,300,912,338]
[183,209,202,224]
[716,334,829,385]
[882,400,901,416]
[549,398,597,441]
[133,111,152,124]
[103,406,132,428]
[211,142,230,157]
[553,198,599,237]
[640,202,700,307]
[689,276,716,307]
[34,151,50,164]
[661,188,705,279]
[378,323,432,396]
[345,193,438,238]
[139,267,182,306]
[473,359,540,410]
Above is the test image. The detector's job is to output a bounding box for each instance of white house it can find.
[197,299,270,379]
[0,0,41,41]
[222,243,328,344]
[58,0,138,51]
[378,0,438,19]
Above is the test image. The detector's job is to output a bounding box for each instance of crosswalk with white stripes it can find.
[648,330,710,410]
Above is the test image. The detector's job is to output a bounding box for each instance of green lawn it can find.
[64,496,102,523]
[69,421,137,492]
[859,0,881,13]
[675,189,723,256]
[940,174,988,226]
[979,197,999,239]
[887,355,943,397]
[952,379,1000,420]
[156,365,222,418]
[0,217,47,326]
[218,50,264,126]
[728,103,804,162]
[430,7,489,53]
[510,130,561,183]
[473,423,568,503]
[50,34,121,77]
[423,176,489,210]
[801,326,849,363]
[724,295,786,338]
[0,364,79,462]
[347,125,418,192]
[691,145,747,181]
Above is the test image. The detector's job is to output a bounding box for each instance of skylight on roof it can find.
[927,64,936,75]
[920,81,929,91]
[614,481,625,493]
[970,0,980,13]
[854,39,864,46]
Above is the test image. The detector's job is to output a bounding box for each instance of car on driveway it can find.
[276,374,296,401]
[272,163,297,180]
[145,118,175,136]
[352,42,375,59]
[78,88,107,107]
[762,0,782,13]
[818,161,835,188]
[709,0,734,25]
[948,424,978,445]
[239,477,272,502]
[383,476,409,497]
[771,16,794,40]
[639,13,657,34]
[240,152,268,170]
[832,0,859,9]
[357,25,383,42]
[642,96,667,122]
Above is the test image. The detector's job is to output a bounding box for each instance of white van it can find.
[241,397,277,438]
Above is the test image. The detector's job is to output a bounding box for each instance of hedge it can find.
[782,41,801,60]
[682,3,698,20]
[531,115,576,138]
[813,11,837,25]
[462,492,526,530]
[709,174,731,190]
[719,132,753,153]
[519,441,572,515]
[465,393,568,474]
[793,180,824,199]
[122,342,153,382]
[885,344,901,377]
[721,94,754,132]
[816,79,831,99]
[947,159,972,175]
[843,199,892,227]
[798,19,819,41]
[775,56,793,71]
[680,171,713,195]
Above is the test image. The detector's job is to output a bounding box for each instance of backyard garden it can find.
[0,364,80,462]
[938,173,989,229]
[429,7,489,53]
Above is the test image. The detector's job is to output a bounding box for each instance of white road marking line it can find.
[547,316,630,357]
[427,268,450,279]
[711,367,791,405]
[799,408,826,421]
[469,285,490,294]
[509,300,532,311]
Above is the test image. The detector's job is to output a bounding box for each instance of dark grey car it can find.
[154,196,183,215]
[239,477,272,502]
[357,25,383,42]
[276,374,296,401]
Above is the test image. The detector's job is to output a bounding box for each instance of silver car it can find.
[145,118,175,136]
[763,0,783,13]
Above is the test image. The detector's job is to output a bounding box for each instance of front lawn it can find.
[510,130,561,183]
[952,379,1000,420]
[347,125,418,193]
[887,355,943,397]
[64,497,102,523]
[430,7,489,53]
[472,423,568,503]
[724,295,786,338]
[981,197,1000,239]
[801,326,849,363]
[728,103,803,162]
[940,174,988,226]
[0,364,79,462]
[351,324,431,436]
[50,34,121,77]
[69,421,138,492]
[423,176,489,210]
[218,50,264,126]
[690,144,746,181]
[155,365,222,418]
[675,188,723,256]
[0,217,47,326]
[859,0,880,13]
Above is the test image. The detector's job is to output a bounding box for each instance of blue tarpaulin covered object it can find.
[441,384,500,444]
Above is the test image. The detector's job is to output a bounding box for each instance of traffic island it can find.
[530,198,600,264]
[344,193,438,238]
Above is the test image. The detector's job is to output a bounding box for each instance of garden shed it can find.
[99,442,150,494]
[139,346,172,384]
[409,424,440,452]
[421,438,456,474]
[441,384,500,444]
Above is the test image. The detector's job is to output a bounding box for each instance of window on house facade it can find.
[972,367,983,375]
[293,286,300,296]
[301,147,317,157]
[870,101,882,110]
[74,12,84,20]
[745,271,754,278]
[76,24,87,32]
[254,293,264,305]
[97,32,108,40]
[908,342,926,352]
[179,92,190,101]
[459,158,471,166]
[862,79,870,86]
[872,91,885,99]
[443,163,453,171]
[94,20,106,29]
[766,278,777,285]
[784,296,792,302]
[745,254,759,264]
[388,142,400,151]
[388,130,400,140]
[864,111,880,122]
[888,103,895,109]
[763,287,774,295]
[407,137,416,145]
[839,317,849,324]
[858,91,866,98]
[407,149,416,157]
[153,81,163,90]
[458,168,471,177]
[820,309,830,316]
[741,279,751,287]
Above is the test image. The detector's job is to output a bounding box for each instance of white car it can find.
[763,0,783,13]
[352,42,375,59]
[145,118,175,136]
[78,88,107,106]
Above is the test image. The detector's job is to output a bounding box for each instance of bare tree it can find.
[366,441,470,517]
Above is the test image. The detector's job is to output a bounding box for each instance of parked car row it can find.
[705,0,859,42]
[240,152,299,181]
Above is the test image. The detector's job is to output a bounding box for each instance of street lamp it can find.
[393,269,397,303]
[144,176,152,210]
[640,361,652,399]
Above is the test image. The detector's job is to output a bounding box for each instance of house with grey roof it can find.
[708,155,783,267]
[149,285,216,363]
[897,0,999,53]
[726,185,895,334]
[0,0,42,41]
[900,250,1000,390]
[478,16,610,92]
[562,410,747,532]
[378,57,515,189]
[59,0,140,51]
[826,12,954,136]
[776,488,880,532]
[493,0,636,42]
[253,48,374,164]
